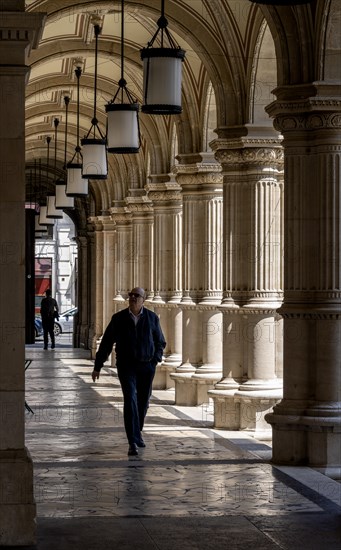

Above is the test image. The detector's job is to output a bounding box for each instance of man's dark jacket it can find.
[94,307,166,372]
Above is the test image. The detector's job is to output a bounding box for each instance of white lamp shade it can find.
[38,206,54,226]
[55,182,75,209]
[46,195,63,219]
[141,48,185,114]
[35,214,48,233]
[66,163,89,196]
[80,139,107,179]
[106,104,139,153]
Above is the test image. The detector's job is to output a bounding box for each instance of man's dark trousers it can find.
[42,318,55,348]
[118,361,156,445]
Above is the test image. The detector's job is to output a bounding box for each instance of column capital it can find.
[210,137,284,169]
[125,189,153,216]
[0,11,46,64]
[145,181,182,205]
[175,160,223,190]
[101,218,116,232]
[87,216,103,232]
[266,83,341,134]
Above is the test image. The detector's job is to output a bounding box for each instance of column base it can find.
[170,372,219,405]
[153,363,176,390]
[266,410,341,468]
[0,449,36,546]
[209,388,282,438]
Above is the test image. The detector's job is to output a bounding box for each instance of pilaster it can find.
[146,175,183,389]
[264,84,341,471]
[110,201,133,309]
[101,217,116,328]
[87,218,104,357]
[170,154,224,405]
[0,4,45,546]
[74,231,90,348]
[125,189,154,300]
[208,129,284,437]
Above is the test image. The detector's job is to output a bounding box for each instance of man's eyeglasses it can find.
[129,293,143,299]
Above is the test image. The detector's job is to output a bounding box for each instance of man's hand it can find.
[92,370,100,382]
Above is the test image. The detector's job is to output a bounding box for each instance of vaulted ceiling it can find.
[25,0,278,222]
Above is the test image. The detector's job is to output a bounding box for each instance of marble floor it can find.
[21,335,341,549]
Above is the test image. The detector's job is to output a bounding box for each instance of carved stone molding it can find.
[147,190,182,202]
[110,206,132,224]
[273,112,341,133]
[175,163,222,175]
[87,216,103,232]
[214,147,284,168]
[177,173,223,187]
[125,195,153,214]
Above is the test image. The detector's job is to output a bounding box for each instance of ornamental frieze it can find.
[175,163,222,175]
[272,112,341,133]
[147,191,182,202]
[215,147,284,167]
[177,173,223,186]
[127,203,153,213]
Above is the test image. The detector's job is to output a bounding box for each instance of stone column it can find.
[102,217,116,328]
[74,231,90,348]
[87,217,103,357]
[265,84,341,473]
[209,130,284,437]
[171,154,223,405]
[110,201,133,311]
[125,189,154,299]
[0,3,45,545]
[146,175,183,389]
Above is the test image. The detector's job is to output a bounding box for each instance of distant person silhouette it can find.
[40,289,59,350]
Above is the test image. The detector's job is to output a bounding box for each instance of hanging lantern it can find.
[39,205,54,226]
[55,180,74,209]
[54,96,75,209]
[66,67,89,196]
[67,162,88,196]
[106,0,140,153]
[35,212,49,238]
[81,137,107,178]
[81,24,107,179]
[46,119,63,219]
[140,0,185,115]
[46,194,63,219]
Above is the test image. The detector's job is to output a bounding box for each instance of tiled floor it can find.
[22,337,341,549]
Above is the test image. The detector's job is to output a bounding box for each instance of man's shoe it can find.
[136,438,146,448]
[51,346,55,349]
[44,347,48,350]
[128,444,138,456]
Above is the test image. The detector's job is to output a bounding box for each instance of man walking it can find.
[92,287,166,456]
[40,289,59,350]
